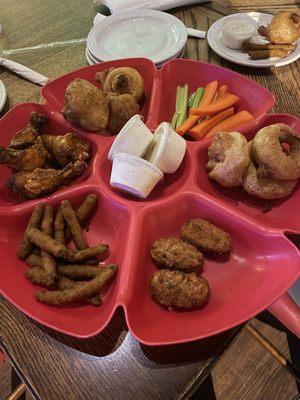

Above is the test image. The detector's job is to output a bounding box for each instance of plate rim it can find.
[207,12,300,68]
[0,80,7,113]
[87,9,187,65]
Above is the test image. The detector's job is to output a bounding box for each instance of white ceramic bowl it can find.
[144,122,186,174]
[108,115,153,161]
[110,152,164,199]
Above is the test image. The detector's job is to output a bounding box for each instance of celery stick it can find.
[176,84,189,129]
[191,87,204,108]
[171,86,183,129]
[188,92,196,108]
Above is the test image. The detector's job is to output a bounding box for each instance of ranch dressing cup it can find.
[108,114,153,161]
[221,14,256,50]
[110,152,164,199]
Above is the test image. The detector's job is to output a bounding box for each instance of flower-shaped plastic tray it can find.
[0,58,299,345]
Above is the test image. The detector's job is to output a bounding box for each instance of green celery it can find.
[171,85,183,129]
[191,87,204,108]
[176,84,189,129]
[188,92,196,108]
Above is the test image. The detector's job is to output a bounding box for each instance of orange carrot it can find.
[218,84,227,98]
[190,93,240,116]
[212,90,219,102]
[176,80,218,136]
[187,108,235,140]
[199,80,218,107]
[205,110,255,138]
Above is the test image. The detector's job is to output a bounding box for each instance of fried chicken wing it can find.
[6,161,86,199]
[62,78,109,131]
[107,93,139,134]
[258,11,300,44]
[9,112,48,149]
[0,137,52,171]
[41,133,90,167]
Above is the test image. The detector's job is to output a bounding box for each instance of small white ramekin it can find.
[221,14,256,50]
[110,152,164,199]
[108,115,153,161]
[144,122,186,174]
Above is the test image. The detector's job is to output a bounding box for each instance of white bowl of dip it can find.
[110,152,164,199]
[108,114,153,161]
[221,14,256,50]
[144,122,186,174]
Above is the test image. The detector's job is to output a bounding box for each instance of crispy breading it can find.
[181,218,232,254]
[61,200,88,250]
[36,264,118,306]
[150,237,204,273]
[150,269,210,309]
[18,204,45,260]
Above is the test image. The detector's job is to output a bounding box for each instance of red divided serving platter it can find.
[0,58,299,345]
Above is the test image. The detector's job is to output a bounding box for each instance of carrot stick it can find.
[176,80,218,136]
[190,93,240,116]
[187,108,235,140]
[205,110,255,138]
[218,85,227,98]
[212,90,219,102]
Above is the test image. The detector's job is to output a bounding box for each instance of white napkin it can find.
[94,0,209,14]
[93,13,206,39]
[0,58,48,86]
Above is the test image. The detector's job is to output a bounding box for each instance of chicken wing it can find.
[41,133,90,167]
[107,93,139,134]
[6,161,86,199]
[0,137,52,170]
[258,11,300,44]
[9,112,48,149]
[62,79,109,131]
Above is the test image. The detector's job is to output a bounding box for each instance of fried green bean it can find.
[73,244,108,262]
[57,276,102,306]
[65,194,98,242]
[75,194,98,228]
[41,205,56,281]
[25,267,55,288]
[36,264,118,306]
[54,208,65,245]
[61,200,88,250]
[26,254,42,268]
[26,228,70,259]
[17,203,45,260]
[57,265,103,279]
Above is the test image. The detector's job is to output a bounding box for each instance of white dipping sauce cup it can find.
[221,14,256,50]
[110,152,164,199]
[145,122,186,174]
[108,114,153,161]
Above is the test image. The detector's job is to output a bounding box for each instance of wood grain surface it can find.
[0,1,299,399]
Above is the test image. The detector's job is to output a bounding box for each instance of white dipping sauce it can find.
[221,15,256,50]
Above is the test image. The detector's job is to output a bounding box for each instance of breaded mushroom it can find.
[150,269,210,309]
[181,218,232,254]
[150,237,204,273]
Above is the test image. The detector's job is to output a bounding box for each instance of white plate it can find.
[87,9,187,65]
[86,46,185,67]
[0,80,7,113]
[207,12,300,68]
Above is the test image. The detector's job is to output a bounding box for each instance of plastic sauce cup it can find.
[108,114,153,161]
[144,122,186,174]
[110,152,164,199]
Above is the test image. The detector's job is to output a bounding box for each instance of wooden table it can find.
[0,1,299,399]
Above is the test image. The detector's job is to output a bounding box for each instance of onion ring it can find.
[251,123,300,180]
[206,131,250,187]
